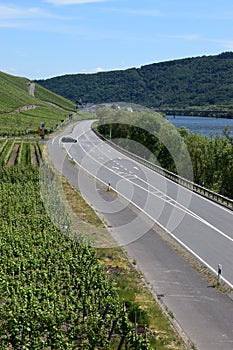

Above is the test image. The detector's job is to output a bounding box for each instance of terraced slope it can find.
[0,71,76,135]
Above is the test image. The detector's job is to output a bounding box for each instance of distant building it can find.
[126,107,133,112]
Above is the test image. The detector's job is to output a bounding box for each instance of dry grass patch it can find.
[61,177,104,228]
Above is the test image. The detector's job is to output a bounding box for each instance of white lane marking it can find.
[66,126,233,289]
[51,134,62,144]
[73,127,233,247]
[124,175,138,180]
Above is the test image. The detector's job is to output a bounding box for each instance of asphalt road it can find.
[47,119,233,350]
[61,120,233,287]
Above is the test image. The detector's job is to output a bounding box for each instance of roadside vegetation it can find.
[96,107,233,199]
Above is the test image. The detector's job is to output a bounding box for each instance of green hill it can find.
[0,71,76,135]
[36,52,233,117]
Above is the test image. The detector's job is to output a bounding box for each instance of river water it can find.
[166,115,233,137]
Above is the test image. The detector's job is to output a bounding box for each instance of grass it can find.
[0,70,98,136]
[0,71,77,135]
[61,176,104,229]
[35,83,75,110]
[0,72,37,112]
[0,109,67,134]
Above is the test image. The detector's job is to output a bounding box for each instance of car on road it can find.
[61,136,77,143]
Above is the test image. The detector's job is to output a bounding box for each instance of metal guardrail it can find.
[93,127,233,210]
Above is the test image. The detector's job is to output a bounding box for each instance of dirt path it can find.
[7,144,20,166]
[31,144,39,166]
[28,82,35,97]
[13,105,37,113]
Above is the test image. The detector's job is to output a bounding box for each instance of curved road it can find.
[48,119,233,350]
[62,120,233,287]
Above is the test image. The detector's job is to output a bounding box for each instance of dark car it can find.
[61,136,77,143]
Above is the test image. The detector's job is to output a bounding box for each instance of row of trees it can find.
[96,108,233,198]
[183,129,233,197]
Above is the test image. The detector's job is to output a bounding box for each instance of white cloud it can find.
[95,67,104,72]
[0,21,23,28]
[161,34,201,41]
[211,39,233,51]
[0,5,51,19]
[0,5,24,19]
[0,4,81,28]
[161,34,233,51]
[44,0,105,5]
[123,9,162,17]
[80,67,105,73]
[0,67,17,74]
[8,67,17,73]
[194,11,233,21]
[102,7,162,17]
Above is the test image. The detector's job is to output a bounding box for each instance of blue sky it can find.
[1,0,233,80]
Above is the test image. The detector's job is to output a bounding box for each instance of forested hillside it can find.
[36,52,233,116]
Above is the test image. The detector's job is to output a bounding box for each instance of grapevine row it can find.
[0,140,42,166]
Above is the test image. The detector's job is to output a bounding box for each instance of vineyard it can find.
[0,141,154,349]
[0,139,42,167]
